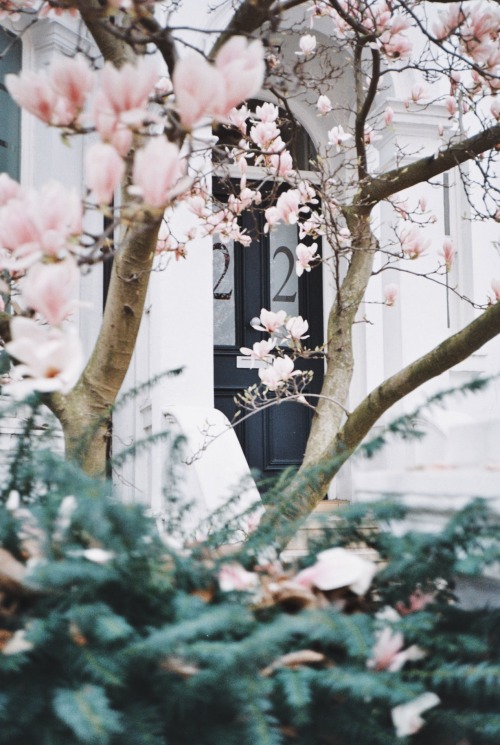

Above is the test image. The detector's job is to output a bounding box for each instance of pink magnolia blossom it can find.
[228,105,250,135]
[258,356,297,390]
[296,242,318,276]
[295,547,377,595]
[317,95,332,115]
[155,75,172,96]
[174,37,264,128]
[214,36,265,115]
[275,189,302,224]
[286,316,309,342]
[296,34,317,57]
[364,126,381,145]
[411,84,427,103]
[0,182,81,266]
[391,693,440,738]
[219,562,259,592]
[384,106,394,126]
[300,213,326,240]
[433,4,463,40]
[92,89,134,156]
[399,225,430,259]
[445,95,457,116]
[173,53,223,129]
[6,317,83,396]
[268,149,294,177]
[441,238,455,271]
[336,227,351,248]
[239,339,276,366]
[384,283,398,306]
[255,102,279,122]
[327,125,352,152]
[86,142,125,205]
[379,31,412,60]
[228,187,261,215]
[298,180,317,205]
[21,257,79,326]
[5,70,58,125]
[0,198,40,259]
[252,308,287,334]
[132,136,182,209]
[50,54,94,120]
[264,206,281,232]
[187,194,210,219]
[100,58,157,117]
[6,54,94,127]
[491,98,500,120]
[91,59,158,147]
[250,120,281,150]
[491,278,500,301]
[368,628,404,671]
[0,174,22,206]
[368,627,426,672]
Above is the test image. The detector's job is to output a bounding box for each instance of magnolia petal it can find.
[391,692,440,737]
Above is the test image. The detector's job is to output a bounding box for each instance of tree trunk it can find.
[48,216,162,476]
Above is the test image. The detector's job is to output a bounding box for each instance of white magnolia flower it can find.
[6,317,83,397]
[391,692,440,737]
[297,34,317,57]
[316,94,332,115]
[327,125,352,153]
[83,548,115,564]
[295,546,376,595]
[219,562,259,592]
[2,629,33,656]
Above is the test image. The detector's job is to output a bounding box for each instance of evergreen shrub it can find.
[0,398,499,745]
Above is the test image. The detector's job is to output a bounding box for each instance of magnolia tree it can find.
[0,0,499,528]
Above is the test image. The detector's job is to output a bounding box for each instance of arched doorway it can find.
[213,112,323,478]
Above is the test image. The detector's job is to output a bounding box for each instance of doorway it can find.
[213,192,324,479]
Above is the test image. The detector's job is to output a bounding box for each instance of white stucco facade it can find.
[1,4,500,515]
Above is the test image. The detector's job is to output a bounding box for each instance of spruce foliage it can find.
[0,398,498,744]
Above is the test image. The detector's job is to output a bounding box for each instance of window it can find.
[0,28,21,180]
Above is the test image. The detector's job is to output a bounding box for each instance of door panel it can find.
[213,188,323,479]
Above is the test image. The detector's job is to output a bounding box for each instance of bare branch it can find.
[260,301,500,532]
[360,124,500,209]
[210,0,277,56]
[340,302,500,451]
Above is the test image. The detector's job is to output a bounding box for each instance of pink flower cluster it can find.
[325,0,413,60]
[0,177,81,270]
[265,184,317,232]
[6,55,93,128]
[240,309,311,389]
[434,3,500,92]
[248,103,295,177]
[6,317,83,397]
[173,37,265,130]
[0,175,84,395]
[296,242,319,276]
[398,225,430,259]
